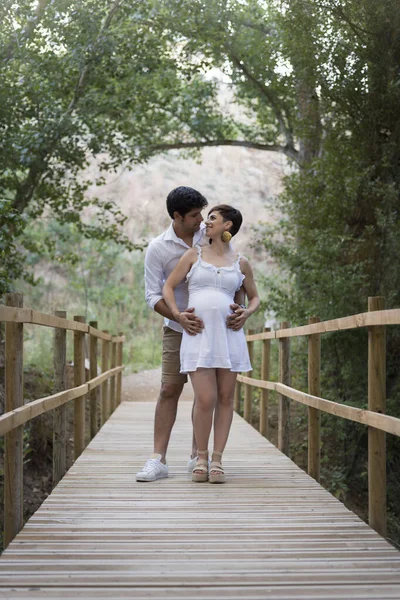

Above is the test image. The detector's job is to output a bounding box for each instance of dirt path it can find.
[121,368,194,403]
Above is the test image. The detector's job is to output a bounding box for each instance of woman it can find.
[163,205,260,483]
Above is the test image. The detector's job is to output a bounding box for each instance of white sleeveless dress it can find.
[180,245,252,374]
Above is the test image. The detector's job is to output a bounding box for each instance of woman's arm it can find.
[228,258,260,331]
[163,248,202,336]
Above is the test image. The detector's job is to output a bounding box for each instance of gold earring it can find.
[221,231,232,243]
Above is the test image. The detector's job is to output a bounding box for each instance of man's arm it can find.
[227,258,260,331]
[145,243,171,315]
[144,242,202,332]
[226,258,260,331]
[226,285,247,330]
[234,286,246,306]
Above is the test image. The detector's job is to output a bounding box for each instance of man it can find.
[136,186,248,482]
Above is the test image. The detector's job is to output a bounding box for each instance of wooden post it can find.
[89,321,99,440]
[308,316,321,482]
[278,321,291,456]
[243,329,254,423]
[110,340,117,413]
[368,296,386,537]
[234,382,241,413]
[53,310,67,487]
[73,316,86,459]
[260,327,271,437]
[116,332,123,406]
[101,331,110,424]
[4,292,24,549]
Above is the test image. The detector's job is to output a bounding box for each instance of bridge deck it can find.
[1,400,400,599]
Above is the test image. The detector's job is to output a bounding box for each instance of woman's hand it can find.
[176,307,204,336]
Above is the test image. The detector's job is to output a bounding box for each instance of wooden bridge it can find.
[1,293,400,598]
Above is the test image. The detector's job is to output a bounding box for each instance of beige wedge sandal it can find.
[209,451,226,484]
[191,450,209,483]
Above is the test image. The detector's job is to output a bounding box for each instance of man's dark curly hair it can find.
[208,204,243,237]
[166,186,208,218]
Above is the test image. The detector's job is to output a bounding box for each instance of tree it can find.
[0,0,232,292]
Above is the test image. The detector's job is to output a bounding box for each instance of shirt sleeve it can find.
[144,242,164,310]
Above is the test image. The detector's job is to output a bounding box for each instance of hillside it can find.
[85,145,287,263]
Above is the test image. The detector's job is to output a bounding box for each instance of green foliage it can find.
[249,0,400,542]
[1,0,232,291]
[20,217,162,373]
[0,199,31,292]
[2,0,400,542]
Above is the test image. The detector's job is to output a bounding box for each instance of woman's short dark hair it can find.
[208,204,243,237]
[166,186,208,218]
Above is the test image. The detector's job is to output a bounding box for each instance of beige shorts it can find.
[161,326,188,385]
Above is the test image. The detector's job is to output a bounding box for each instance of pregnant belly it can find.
[188,289,232,320]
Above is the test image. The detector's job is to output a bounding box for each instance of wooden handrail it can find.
[246,307,400,341]
[237,376,400,437]
[1,293,125,548]
[0,305,125,341]
[0,366,124,436]
[237,296,396,539]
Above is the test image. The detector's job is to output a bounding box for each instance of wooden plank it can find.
[74,316,86,459]
[237,376,400,438]
[0,386,88,436]
[89,322,99,440]
[116,334,123,406]
[88,327,112,341]
[308,316,321,481]
[0,306,120,346]
[245,308,400,341]
[368,296,387,537]
[4,293,24,549]
[3,300,399,341]
[110,341,117,413]
[31,310,88,332]
[246,329,276,341]
[2,585,400,599]
[243,330,254,422]
[278,322,290,455]
[53,310,67,487]
[0,369,123,436]
[0,306,33,324]
[88,367,123,391]
[101,332,110,424]
[0,401,399,598]
[260,328,270,437]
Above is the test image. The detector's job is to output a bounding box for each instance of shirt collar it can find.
[165,221,206,248]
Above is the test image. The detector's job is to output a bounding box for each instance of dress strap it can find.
[186,245,202,282]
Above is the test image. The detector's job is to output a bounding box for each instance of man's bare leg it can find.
[153,382,184,462]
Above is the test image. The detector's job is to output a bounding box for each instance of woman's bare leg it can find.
[189,369,218,455]
[212,369,237,460]
[191,397,197,459]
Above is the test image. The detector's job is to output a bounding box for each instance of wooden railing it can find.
[0,292,125,548]
[236,296,400,539]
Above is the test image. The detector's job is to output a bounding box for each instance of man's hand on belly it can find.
[178,307,204,336]
[226,304,248,331]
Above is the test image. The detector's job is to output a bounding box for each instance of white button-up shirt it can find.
[145,222,206,333]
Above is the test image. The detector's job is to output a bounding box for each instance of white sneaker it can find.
[136,454,169,482]
[187,456,198,472]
